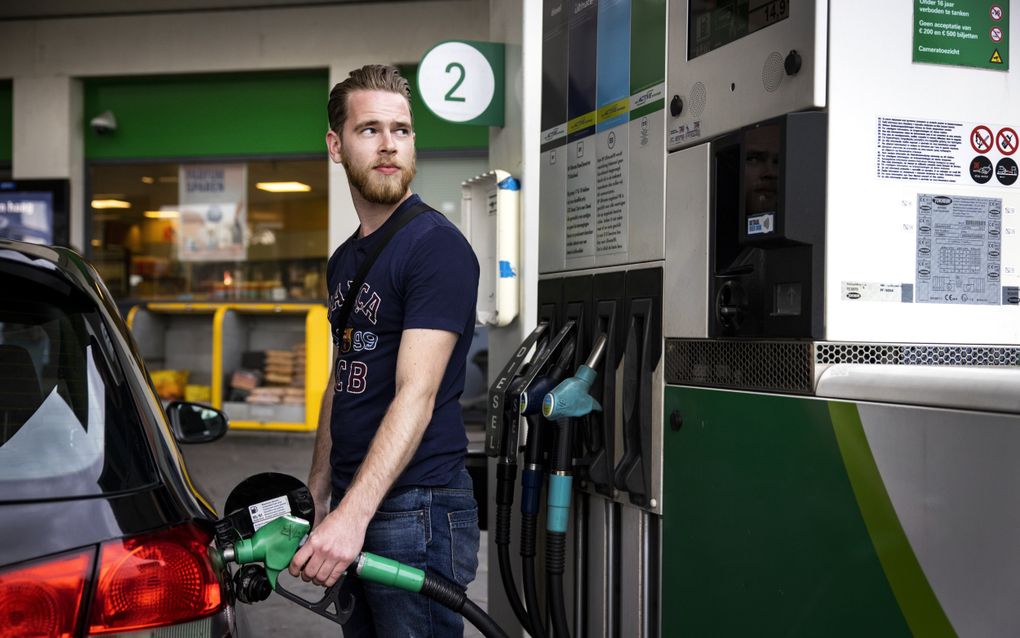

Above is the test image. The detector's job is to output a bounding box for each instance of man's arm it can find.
[307,345,339,527]
[289,327,458,586]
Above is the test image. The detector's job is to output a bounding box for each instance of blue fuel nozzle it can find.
[520,375,557,416]
[542,334,607,420]
[519,337,576,416]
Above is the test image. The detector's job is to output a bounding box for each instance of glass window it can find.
[0,261,157,500]
[88,158,328,302]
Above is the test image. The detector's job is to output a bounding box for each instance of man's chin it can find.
[360,180,407,205]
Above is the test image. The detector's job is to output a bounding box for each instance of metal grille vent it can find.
[665,339,813,394]
[816,343,1020,366]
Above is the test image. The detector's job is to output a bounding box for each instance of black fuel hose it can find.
[520,414,547,638]
[496,462,535,635]
[521,511,546,638]
[546,530,570,638]
[421,572,509,638]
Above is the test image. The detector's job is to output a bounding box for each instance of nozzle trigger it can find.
[275,574,356,626]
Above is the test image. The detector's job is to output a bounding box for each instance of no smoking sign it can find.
[972,125,994,154]
[997,128,1017,156]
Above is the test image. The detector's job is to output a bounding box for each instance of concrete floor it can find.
[180,430,488,637]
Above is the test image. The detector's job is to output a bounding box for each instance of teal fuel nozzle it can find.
[224,514,309,589]
[542,334,608,420]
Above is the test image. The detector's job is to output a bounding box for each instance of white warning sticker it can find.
[877,117,1020,187]
[916,193,1002,305]
[841,281,909,302]
[247,495,291,531]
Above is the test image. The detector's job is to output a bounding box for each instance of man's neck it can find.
[351,189,414,238]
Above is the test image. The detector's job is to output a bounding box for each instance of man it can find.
[289,64,481,637]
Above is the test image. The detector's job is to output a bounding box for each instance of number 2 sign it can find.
[418,41,504,126]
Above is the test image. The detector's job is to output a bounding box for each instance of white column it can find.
[12,76,84,250]
[326,65,362,259]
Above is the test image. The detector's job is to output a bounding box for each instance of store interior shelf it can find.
[127,302,329,432]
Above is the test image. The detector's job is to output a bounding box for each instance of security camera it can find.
[90,110,117,135]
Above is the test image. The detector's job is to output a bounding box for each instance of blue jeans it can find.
[333,468,480,637]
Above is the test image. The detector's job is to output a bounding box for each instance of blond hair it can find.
[327,64,412,134]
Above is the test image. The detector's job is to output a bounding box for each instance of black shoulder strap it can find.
[335,201,432,331]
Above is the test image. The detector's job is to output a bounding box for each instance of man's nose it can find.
[379,130,397,153]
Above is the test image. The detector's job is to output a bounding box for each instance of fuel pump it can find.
[214,473,508,638]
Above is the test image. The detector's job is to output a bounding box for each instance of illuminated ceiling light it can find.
[141,176,155,184]
[91,199,131,209]
[144,210,180,219]
[256,181,311,193]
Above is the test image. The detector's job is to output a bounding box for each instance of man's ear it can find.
[326,129,343,164]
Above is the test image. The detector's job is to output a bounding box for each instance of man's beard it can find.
[341,149,416,205]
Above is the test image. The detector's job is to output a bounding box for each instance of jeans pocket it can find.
[367,508,429,566]
[448,507,480,588]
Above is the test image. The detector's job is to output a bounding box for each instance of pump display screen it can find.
[688,0,790,60]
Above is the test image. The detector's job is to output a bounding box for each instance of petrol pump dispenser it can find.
[656,1,1020,636]
[514,0,1020,637]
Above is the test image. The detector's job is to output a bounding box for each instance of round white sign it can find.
[418,42,495,123]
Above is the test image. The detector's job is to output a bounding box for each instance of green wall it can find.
[83,68,487,161]
[0,81,12,164]
[84,71,329,159]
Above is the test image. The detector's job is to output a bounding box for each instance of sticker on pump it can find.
[747,213,775,235]
[248,495,292,531]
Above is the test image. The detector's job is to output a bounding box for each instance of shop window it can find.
[88,158,327,303]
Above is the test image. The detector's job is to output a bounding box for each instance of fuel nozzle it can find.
[542,334,607,420]
[519,339,576,417]
[222,514,309,589]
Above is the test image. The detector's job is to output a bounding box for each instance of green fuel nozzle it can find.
[219,511,507,637]
[222,515,426,594]
[223,514,309,589]
[541,333,608,420]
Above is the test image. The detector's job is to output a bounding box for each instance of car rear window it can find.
[0,262,157,501]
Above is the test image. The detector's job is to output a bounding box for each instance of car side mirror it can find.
[166,401,228,444]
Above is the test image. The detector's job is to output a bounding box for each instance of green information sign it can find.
[418,40,504,127]
[914,0,1009,70]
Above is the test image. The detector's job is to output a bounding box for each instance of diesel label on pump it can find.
[916,193,1003,305]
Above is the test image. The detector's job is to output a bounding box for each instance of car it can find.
[0,239,245,637]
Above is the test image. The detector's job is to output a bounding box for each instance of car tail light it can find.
[88,524,223,635]
[0,549,93,638]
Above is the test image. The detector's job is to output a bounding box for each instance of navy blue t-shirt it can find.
[325,195,479,494]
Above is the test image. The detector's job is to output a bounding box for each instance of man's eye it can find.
[361,127,377,135]
[395,128,411,136]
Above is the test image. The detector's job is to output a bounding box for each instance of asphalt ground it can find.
[180,430,489,637]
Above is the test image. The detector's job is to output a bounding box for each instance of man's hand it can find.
[288,503,369,587]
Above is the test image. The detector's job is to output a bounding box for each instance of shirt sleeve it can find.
[402,225,480,335]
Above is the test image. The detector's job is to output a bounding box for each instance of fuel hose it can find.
[356,552,508,638]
